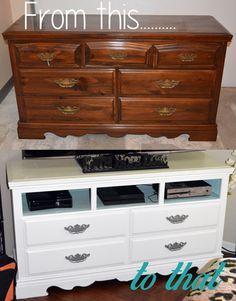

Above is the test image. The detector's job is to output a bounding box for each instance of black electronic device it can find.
[97,185,145,206]
[26,190,72,211]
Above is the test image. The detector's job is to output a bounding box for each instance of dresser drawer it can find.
[20,70,115,96]
[132,203,220,235]
[85,42,152,67]
[120,70,216,97]
[24,212,128,246]
[120,98,212,123]
[24,97,115,123]
[27,239,127,274]
[15,43,80,68]
[154,43,221,69]
[131,230,217,262]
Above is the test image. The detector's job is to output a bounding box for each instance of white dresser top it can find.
[7,151,233,188]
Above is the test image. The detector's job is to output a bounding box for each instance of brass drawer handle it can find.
[165,242,187,252]
[64,224,90,234]
[65,253,90,263]
[155,79,180,89]
[57,106,80,115]
[156,107,176,117]
[166,214,189,224]
[109,52,128,60]
[178,53,197,62]
[55,78,79,88]
[38,52,55,66]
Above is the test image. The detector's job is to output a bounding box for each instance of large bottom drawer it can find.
[120,98,212,123]
[27,239,127,274]
[24,97,115,123]
[131,230,217,262]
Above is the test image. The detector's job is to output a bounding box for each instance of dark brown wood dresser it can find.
[3,15,232,140]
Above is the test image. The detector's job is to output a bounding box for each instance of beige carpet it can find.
[0,88,236,150]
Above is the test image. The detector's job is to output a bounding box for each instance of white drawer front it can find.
[131,230,217,263]
[25,211,128,246]
[27,239,127,275]
[132,203,219,234]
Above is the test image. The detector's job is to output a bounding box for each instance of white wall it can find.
[10,0,26,21]
[208,150,236,247]
[34,0,236,87]
[0,0,28,89]
[0,0,13,89]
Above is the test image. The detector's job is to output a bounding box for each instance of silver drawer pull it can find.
[165,242,187,252]
[166,214,189,224]
[64,224,90,234]
[65,253,90,263]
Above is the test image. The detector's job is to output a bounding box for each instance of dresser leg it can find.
[16,283,49,299]
[18,123,46,139]
[188,127,217,141]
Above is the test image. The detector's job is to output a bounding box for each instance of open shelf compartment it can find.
[164,179,221,204]
[97,183,159,209]
[22,188,91,216]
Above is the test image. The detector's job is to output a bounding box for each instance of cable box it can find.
[164,180,212,199]
[26,190,72,211]
[97,185,145,206]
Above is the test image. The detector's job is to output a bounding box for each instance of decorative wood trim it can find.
[0,77,13,104]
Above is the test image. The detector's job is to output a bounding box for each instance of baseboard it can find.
[0,77,13,104]
[223,240,236,253]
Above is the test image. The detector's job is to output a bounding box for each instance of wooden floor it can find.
[18,273,193,301]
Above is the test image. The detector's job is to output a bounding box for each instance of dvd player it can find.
[164,180,212,199]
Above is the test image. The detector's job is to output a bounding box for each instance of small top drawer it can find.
[24,211,128,246]
[15,43,81,68]
[154,43,221,69]
[132,202,220,234]
[85,42,153,67]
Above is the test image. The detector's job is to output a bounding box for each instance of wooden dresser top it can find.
[3,15,232,41]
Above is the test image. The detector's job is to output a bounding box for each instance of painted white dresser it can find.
[7,152,233,299]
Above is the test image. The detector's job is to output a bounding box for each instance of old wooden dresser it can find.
[3,15,232,140]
